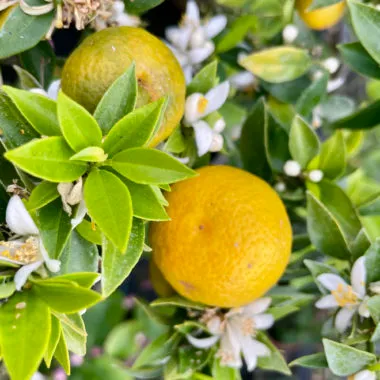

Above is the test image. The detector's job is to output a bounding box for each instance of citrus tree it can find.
[1,0,380,379]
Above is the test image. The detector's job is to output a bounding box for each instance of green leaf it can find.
[151,296,206,311]
[320,95,356,123]
[32,281,101,314]
[316,181,362,242]
[94,63,137,134]
[348,1,380,65]
[44,316,61,368]
[308,0,341,10]
[5,136,87,182]
[187,61,218,95]
[331,99,380,130]
[257,332,291,375]
[70,147,108,162]
[0,281,16,298]
[135,297,172,326]
[295,71,328,118]
[239,98,272,180]
[0,6,54,59]
[178,345,212,374]
[39,272,99,288]
[103,98,166,156]
[240,47,311,83]
[111,148,196,185]
[102,218,145,297]
[57,230,99,274]
[306,192,351,259]
[84,169,133,252]
[371,323,380,342]
[351,228,371,260]
[76,219,103,245]
[58,91,102,152]
[367,295,380,324]
[289,353,328,369]
[57,313,87,356]
[212,359,240,380]
[216,15,255,53]
[2,85,60,136]
[37,198,72,259]
[0,290,51,380]
[28,181,59,211]
[54,332,71,374]
[13,65,41,90]
[123,179,169,221]
[364,240,380,283]
[124,0,164,14]
[289,116,319,168]
[338,42,380,79]
[359,195,380,216]
[318,131,346,179]
[323,338,376,376]
[164,126,186,154]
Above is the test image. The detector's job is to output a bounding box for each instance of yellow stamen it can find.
[91,221,96,231]
[241,317,256,336]
[331,283,358,307]
[0,238,39,264]
[197,97,208,114]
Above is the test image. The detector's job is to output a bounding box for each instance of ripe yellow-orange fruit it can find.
[296,0,346,30]
[61,27,186,146]
[149,165,292,308]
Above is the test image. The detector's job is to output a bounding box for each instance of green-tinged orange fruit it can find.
[296,0,346,30]
[61,27,186,146]
[149,165,292,308]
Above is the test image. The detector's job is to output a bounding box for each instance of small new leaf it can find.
[70,147,108,162]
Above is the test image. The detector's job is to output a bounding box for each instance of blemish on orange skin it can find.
[179,280,196,292]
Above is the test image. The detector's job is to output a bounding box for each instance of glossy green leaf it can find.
[367,295,380,324]
[320,95,356,123]
[0,6,54,59]
[318,131,346,179]
[289,116,319,168]
[102,98,166,156]
[212,359,240,379]
[123,178,169,221]
[239,98,272,180]
[37,198,72,259]
[58,91,102,152]
[124,0,164,14]
[331,99,380,130]
[57,230,99,275]
[289,353,328,368]
[339,42,380,79]
[364,240,380,283]
[94,63,137,134]
[0,290,51,380]
[348,1,380,65]
[102,218,145,297]
[295,71,328,118]
[57,313,87,356]
[44,316,61,368]
[351,228,371,260]
[187,61,218,95]
[84,169,132,252]
[32,281,101,314]
[70,147,108,162]
[323,339,376,376]
[54,332,71,374]
[5,136,87,182]
[0,281,16,298]
[240,47,311,83]
[76,219,103,245]
[164,126,186,154]
[306,192,351,259]
[38,272,99,288]
[2,85,60,136]
[151,296,206,311]
[28,181,59,211]
[111,148,196,185]
[13,65,40,90]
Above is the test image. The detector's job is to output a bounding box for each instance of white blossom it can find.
[282,24,299,44]
[322,57,340,75]
[165,0,227,82]
[352,369,376,380]
[308,170,324,183]
[0,196,61,291]
[283,160,302,177]
[229,71,255,91]
[316,257,370,333]
[187,298,274,371]
[30,79,60,100]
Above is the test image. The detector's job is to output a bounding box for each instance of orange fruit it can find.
[61,27,186,146]
[149,165,292,308]
[296,0,346,30]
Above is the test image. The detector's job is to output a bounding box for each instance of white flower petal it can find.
[229,71,255,90]
[315,294,338,309]
[29,88,48,97]
[335,307,355,333]
[71,200,88,229]
[204,81,230,116]
[193,121,213,156]
[207,316,222,335]
[252,314,274,330]
[317,273,348,292]
[354,370,376,380]
[186,0,200,25]
[6,195,39,236]
[14,261,43,291]
[218,326,242,369]
[39,238,61,273]
[188,42,214,64]
[243,297,272,315]
[184,93,203,124]
[47,79,61,100]
[209,133,224,152]
[358,300,370,318]
[249,339,271,358]
[166,26,192,50]
[204,15,227,39]
[186,334,220,349]
[183,65,193,84]
[351,256,366,298]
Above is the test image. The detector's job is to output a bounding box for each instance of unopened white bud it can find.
[308,169,324,183]
[322,57,340,74]
[209,134,224,152]
[282,24,299,44]
[213,118,226,133]
[275,182,286,192]
[313,70,324,81]
[283,160,302,177]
